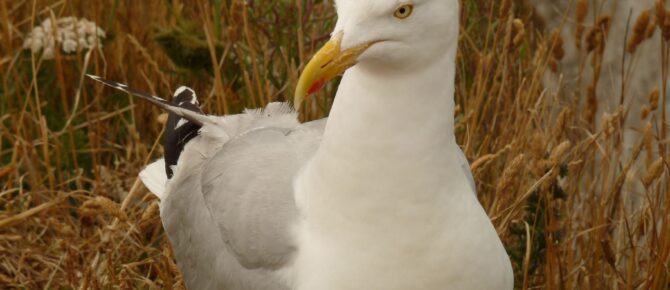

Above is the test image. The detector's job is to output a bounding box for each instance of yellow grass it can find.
[0,0,668,289]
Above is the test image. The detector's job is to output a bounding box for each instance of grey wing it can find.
[456,146,477,194]
[200,124,323,270]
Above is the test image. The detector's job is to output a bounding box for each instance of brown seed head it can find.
[586,16,611,54]
[512,19,526,48]
[585,84,598,125]
[551,108,571,142]
[641,106,651,120]
[79,196,128,222]
[496,154,526,196]
[550,29,565,61]
[530,133,548,161]
[627,9,652,53]
[597,15,613,35]
[575,0,589,49]
[645,15,658,38]
[585,27,599,52]
[648,87,660,110]
[549,141,571,167]
[576,0,589,24]
[656,0,666,29]
[642,157,665,187]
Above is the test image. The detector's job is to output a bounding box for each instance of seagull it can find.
[89,0,513,289]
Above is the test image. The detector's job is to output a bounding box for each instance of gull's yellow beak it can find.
[294,32,375,110]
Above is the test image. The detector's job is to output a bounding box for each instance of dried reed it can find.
[0,0,668,289]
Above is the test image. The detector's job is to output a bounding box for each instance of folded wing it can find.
[162,105,324,289]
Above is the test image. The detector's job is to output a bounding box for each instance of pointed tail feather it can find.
[86,74,211,126]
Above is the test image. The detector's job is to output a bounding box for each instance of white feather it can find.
[139,159,168,200]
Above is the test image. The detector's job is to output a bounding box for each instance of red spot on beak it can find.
[308,78,326,95]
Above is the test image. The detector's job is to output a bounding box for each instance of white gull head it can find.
[334,0,459,70]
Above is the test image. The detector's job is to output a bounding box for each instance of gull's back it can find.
[143,103,325,290]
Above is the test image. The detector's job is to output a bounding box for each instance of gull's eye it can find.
[393,4,414,19]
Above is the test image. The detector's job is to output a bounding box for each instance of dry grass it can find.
[0,0,668,289]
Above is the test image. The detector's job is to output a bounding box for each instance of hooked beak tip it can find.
[294,31,374,111]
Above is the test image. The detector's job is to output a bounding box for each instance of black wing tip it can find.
[163,89,204,179]
[85,74,111,86]
[86,74,206,179]
[173,86,199,106]
[86,74,108,84]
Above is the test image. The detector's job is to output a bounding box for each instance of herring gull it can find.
[89,0,513,289]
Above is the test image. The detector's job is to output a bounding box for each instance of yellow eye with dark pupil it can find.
[394,4,414,19]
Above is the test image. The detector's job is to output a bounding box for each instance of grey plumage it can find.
[160,105,323,289]
[88,77,477,289]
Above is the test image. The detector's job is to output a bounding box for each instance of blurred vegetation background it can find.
[0,0,668,289]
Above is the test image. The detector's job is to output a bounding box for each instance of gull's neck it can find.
[310,48,460,198]
[295,44,514,290]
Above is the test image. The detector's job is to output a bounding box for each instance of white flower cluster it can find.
[23,17,106,60]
